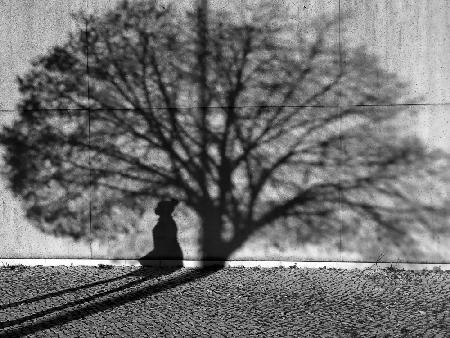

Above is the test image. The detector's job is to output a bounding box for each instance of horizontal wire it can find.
[1,102,450,113]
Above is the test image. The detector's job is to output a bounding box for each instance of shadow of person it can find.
[0,200,219,336]
[138,199,183,267]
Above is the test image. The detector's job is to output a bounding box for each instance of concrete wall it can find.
[0,0,449,262]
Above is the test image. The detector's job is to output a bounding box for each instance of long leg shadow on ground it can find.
[0,271,135,311]
[0,266,222,337]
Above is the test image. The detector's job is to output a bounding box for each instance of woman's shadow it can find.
[0,199,223,337]
[138,198,183,266]
[0,199,187,334]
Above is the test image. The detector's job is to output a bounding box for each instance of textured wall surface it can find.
[0,0,448,262]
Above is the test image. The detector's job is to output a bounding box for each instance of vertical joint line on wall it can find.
[338,0,343,260]
[86,19,93,259]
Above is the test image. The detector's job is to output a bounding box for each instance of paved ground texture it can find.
[0,265,449,337]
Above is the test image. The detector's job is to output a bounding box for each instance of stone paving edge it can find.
[1,259,450,270]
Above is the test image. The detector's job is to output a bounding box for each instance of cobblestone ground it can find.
[0,265,449,337]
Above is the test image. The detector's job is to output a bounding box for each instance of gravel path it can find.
[0,265,449,337]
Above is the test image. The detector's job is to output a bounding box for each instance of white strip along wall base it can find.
[1,259,450,270]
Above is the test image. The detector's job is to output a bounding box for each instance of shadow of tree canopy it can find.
[0,0,448,265]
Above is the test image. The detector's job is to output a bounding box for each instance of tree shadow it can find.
[0,266,221,337]
[0,0,448,266]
